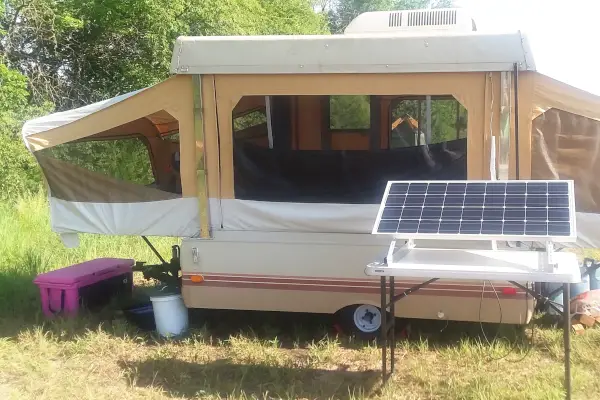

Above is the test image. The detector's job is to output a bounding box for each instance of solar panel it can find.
[372,180,576,242]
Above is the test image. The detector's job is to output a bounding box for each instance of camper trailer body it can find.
[21,8,600,332]
[173,9,535,325]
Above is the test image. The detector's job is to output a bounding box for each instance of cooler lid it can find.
[33,258,134,285]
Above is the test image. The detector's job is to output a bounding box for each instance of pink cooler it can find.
[33,258,134,318]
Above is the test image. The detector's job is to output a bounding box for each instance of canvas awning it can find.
[22,76,191,152]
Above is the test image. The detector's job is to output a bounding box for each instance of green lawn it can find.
[0,195,598,400]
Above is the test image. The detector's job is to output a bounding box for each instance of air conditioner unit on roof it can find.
[344,8,477,35]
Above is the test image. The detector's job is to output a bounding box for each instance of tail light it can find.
[502,287,517,296]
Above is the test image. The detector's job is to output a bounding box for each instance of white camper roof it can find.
[170,31,535,75]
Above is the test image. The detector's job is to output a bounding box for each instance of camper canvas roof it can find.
[170,31,534,75]
[170,8,533,75]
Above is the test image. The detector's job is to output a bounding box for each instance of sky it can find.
[455,0,600,95]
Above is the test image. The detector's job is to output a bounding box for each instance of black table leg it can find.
[380,275,396,382]
[378,277,437,384]
[380,276,387,381]
[389,276,396,375]
[563,283,571,400]
[509,280,573,400]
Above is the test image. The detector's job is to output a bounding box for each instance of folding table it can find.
[366,180,580,400]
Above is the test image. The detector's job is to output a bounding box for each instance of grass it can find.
[1,194,600,399]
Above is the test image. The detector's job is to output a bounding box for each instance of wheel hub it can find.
[353,304,382,333]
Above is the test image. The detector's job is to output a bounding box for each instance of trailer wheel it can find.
[337,304,382,340]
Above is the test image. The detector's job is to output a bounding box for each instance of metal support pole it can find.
[563,283,571,400]
[192,75,211,238]
[389,276,396,374]
[380,276,387,381]
[265,96,274,149]
[417,101,422,145]
[391,278,439,304]
[425,95,432,145]
[141,236,167,264]
[508,280,564,315]
[455,100,460,140]
[513,63,520,180]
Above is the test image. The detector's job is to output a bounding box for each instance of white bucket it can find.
[149,293,189,338]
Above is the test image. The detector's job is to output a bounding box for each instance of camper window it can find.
[233,109,268,147]
[35,110,185,202]
[390,96,467,148]
[41,137,155,185]
[164,132,180,142]
[328,95,371,130]
[531,108,600,213]
[232,94,467,204]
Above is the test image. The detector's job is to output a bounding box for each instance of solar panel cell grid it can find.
[374,180,574,239]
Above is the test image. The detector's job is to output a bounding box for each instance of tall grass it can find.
[0,192,177,318]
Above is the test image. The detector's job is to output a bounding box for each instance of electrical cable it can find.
[439,317,449,333]
[507,288,535,363]
[478,280,503,345]
[479,280,536,362]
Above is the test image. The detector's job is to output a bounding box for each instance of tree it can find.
[329,95,370,130]
[0,63,28,114]
[0,63,53,138]
[328,0,454,33]
[1,0,328,111]
[0,64,50,201]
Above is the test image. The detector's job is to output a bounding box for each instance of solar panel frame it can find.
[372,180,577,242]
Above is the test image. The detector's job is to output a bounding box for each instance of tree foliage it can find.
[0,63,28,111]
[1,0,328,110]
[43,139,155,185]
[0,132,44,199]
[0,64,52,201]
[329,95,370,130]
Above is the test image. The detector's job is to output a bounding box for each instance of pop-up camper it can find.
[21,8,600,335]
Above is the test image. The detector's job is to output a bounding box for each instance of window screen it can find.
[329,95,371,130]
[532,108,600,213]
[233,109,268,147]
[232,94,467,204]
[390,96,467,148]
[42,137,155,185]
